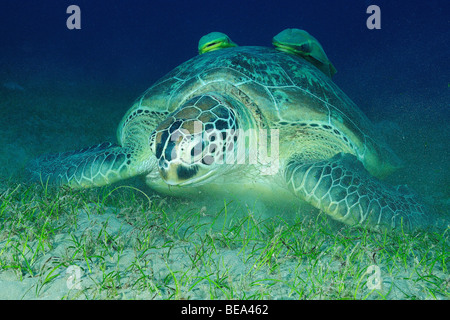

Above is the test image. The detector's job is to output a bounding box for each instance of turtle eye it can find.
[190,141,205,159]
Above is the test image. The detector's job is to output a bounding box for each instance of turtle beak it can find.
[158,158,215,186]
[156,148,215,187]
[158,159,200,186]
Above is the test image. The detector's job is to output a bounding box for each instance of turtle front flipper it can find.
[284,153,430,230]
[28,142,146,188]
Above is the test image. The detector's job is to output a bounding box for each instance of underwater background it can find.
[1,0,448,192]
[0,0,449,299]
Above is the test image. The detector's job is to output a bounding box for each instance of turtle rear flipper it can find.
[28,142,141,188]
[284,153,430,230]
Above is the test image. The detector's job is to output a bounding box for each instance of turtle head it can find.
[198,32,238,55]
[151,94,241,186]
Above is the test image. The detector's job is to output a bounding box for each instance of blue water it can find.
[2,1,448,106]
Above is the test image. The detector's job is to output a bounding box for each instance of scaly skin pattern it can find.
[284,153,428,230]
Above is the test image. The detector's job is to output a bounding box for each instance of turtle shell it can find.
[118,46,402,177]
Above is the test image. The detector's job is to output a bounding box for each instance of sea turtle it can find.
[198,32,238,55]
[28,36,429,230]
[272,28,337,78]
